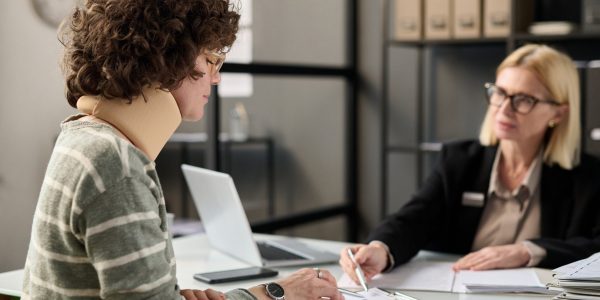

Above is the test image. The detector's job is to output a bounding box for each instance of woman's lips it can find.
[497,120,516,130]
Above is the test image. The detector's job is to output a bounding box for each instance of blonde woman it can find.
[340,44,600,283]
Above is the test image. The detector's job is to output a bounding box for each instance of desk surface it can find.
[0,234,553,299]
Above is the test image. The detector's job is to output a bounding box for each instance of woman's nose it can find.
[211,72,221,85]
[498,96,515,115]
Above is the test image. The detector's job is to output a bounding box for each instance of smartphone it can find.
[193,267,278,284]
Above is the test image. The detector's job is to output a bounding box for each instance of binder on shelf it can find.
[393,0,423,41]
[453,0,481,39]
[483,0,510,37]
[424,0,452,40]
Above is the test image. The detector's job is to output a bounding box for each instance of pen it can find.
[338,288,365,298]
[347,248,369,292]
[391,291,418,300]
[379,288,418,300]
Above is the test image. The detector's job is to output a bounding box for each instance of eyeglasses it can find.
[484,82,560,114]
[204,51,226,76]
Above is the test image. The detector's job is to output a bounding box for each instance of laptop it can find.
[181,164,339,267]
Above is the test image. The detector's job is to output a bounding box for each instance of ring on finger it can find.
[313,267,322,279]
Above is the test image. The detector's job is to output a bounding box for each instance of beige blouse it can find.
[471,149,547,266]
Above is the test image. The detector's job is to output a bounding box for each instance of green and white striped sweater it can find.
[22,117,256,300]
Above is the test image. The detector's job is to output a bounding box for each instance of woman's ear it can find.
[553,104,569,124]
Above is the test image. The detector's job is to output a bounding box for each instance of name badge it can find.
[462,192,485,207]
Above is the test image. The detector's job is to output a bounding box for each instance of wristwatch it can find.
[263,282,285,300]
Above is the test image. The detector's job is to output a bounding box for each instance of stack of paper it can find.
[553,253,600,300]
[338,259,556,294]
[458,268,556,294]
[528,21,576,35]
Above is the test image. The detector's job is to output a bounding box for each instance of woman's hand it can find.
[180,288,225,300]
[452,244,531,271]
[248,268,343,300]
[339,243,389,284]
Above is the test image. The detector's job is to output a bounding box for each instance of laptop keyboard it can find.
[257,242,307,261]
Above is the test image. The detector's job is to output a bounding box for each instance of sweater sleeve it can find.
[75,177,181,300]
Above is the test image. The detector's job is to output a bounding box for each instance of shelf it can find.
[388,38,506,47]
[386,145,419,153]
[221,62,353,77]
[387,32,600,48]
[386,143,443,153]
[513,31,600,42]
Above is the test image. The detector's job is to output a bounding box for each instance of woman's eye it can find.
[515,96,534,105]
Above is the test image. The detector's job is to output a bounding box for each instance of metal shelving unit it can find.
[381,0,600,218]
[204,0,359,241]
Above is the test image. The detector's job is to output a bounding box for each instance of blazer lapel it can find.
[474,146,497,193]
[456,146,497,252]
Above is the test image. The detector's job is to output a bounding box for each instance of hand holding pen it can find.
[339,243,390,289]
[347,248,369,291]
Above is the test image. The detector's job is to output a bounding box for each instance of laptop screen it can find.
[181,164,263,266]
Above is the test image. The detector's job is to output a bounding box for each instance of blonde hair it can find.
[479,44,581,169]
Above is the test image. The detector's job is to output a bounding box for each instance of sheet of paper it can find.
[338,260,550,294]
[555,252,600,280]
[456,268,550,293]
[338,261,456,292]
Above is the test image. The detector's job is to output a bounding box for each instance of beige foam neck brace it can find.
[77,87,182,161]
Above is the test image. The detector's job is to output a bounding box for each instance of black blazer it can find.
[369,140,600,269]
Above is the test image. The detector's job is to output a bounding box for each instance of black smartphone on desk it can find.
[194,267,278,284]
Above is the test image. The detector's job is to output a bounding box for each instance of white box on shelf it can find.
[393,0,423,41]
[425,0,452,40]
[483,0,511,37]
[453,0,481,38]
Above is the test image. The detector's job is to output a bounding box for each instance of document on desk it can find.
[340,288,395,300]
[457,268,556,294]
[338,260,553,294]
[554,252,600,281]
[338,261,456,292]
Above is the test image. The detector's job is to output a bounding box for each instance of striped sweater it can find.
[22,117,255,300]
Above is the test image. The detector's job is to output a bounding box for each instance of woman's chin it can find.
[183,111,204,122]
[494,131,516,141]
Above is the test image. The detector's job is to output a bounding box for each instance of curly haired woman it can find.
[21,1,343,299]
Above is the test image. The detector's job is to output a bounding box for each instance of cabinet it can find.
[381,0,600,217]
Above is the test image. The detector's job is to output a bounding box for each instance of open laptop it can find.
[181,164,339,267]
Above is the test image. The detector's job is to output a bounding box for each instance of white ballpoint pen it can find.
[347,248,369,292]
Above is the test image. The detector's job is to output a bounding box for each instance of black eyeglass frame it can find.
[484,82,561,114]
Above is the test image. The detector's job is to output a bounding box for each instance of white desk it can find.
[0,234,554,299]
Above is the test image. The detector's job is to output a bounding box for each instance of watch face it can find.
[266,282,284,298]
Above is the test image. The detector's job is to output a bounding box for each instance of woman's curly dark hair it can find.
[61,0,240,107]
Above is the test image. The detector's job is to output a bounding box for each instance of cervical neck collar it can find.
[76,87,182,161]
